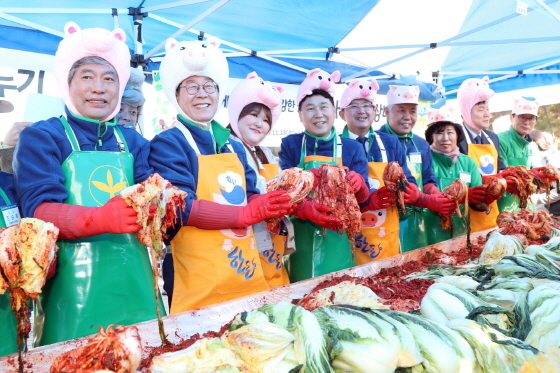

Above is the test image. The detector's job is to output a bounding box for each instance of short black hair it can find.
[298,89,334,111]
[425,121,465,145]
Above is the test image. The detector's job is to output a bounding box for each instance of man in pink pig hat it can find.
[497,96,557,212]
[338,78,419,263]
[457,77,514,230]
[13,21,163,346]
[377,84,455,252]
[278,68,370,282]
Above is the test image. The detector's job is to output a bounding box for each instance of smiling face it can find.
[237,104,272,147]
[299,94,335,138]
[176,75,219,123]
[511,114,537,137]
[384,103,417,136]
[469,101,491,131]
[339,98,376,135]
[68,63,119,121]
[432,124,458,154]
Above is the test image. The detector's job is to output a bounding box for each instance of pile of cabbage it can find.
[148,235,560,373]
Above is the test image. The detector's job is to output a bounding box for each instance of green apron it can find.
[288,132,355,282]
[425,177,467,245]
[34,117,163,347]
[497,157,536,213]
[0,187,18,356]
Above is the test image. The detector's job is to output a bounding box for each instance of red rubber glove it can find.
[529,167,558,182]
[423,183,440,195]
[186,191,292,230]
[34,196,141,240]
[291,198,343,231]
[414,192,456,214]
[403,183,420,205]
[347,171,370,203]
[240,191,293,226]
[467,185,486,204]
[361,187,393,211]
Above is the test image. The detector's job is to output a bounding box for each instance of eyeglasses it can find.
[516,115,537,122]
[345,102,375,110]
[179,82,217,95]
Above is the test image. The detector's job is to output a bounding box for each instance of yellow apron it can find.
[466,130,500,232]
[257,163,290,288]
[170,125,269,314]
[354,135,400,264]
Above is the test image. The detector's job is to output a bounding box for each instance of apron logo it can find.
[362,209,387,228]
[355,234,382,259]
[478,155,495,175]
[368,178,381,192]
[212,171,251,239]
[89,166,129,205]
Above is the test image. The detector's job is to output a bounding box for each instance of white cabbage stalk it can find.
[421,283,511,330]
[435,275,479,290]
[476,289,519,311]
[524,285,560,352]
[313,305,423,373]
[382,310,478,373]
[149,338,250,373]
[221,322,295,373]
[447,319,536,373]
[479,231,524,265]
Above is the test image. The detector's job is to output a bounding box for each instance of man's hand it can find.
[361,187,393,211]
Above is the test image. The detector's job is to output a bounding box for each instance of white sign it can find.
[516,0,528,15]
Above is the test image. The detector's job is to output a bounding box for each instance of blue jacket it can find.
[0,171,17,207]
[367,130,417,185]
[148,116,259,227]
[378,124,437,187]
[278,132,369,183]
[14,109,153,217]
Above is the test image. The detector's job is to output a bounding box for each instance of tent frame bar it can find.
[144,0,230,59]
[142,0,214,13]
[0,8,129,14]
[0,12,64,37]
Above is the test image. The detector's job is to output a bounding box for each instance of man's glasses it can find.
[345,102,375,110]
[179,82,217,95]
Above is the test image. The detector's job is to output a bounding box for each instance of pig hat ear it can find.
[340,77,379,108]
[512,96,540,117]
[54,21,131,122]
[228,71,284,144]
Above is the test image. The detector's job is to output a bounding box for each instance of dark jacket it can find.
[457,124,506,172]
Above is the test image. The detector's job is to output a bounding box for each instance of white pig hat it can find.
[160,38,229,121]
[512,96,540,117]
[386,85,420,105]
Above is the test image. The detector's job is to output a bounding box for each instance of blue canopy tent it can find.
[0,0,440,101]
[326,0,560,100]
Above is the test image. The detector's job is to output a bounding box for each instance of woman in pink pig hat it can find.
[227,71,293,288]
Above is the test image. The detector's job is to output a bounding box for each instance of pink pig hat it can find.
[386,85,420,105]
[427,106,458,124]
[228,72,284,142]
[296,68,341,105]
[340,78,380,108]
[54,21,131,122]
[160,38,228,121]
[512,96,539,116]
[457,76,495,129]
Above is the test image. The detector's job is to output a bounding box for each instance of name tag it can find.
[2,204,21,227]
[459,171,471,183]
[409,152,422,164]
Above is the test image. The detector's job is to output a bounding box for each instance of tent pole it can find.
[534,0,560,22]
[144,0,230,59]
